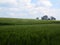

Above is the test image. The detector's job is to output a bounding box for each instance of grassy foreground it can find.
[0,18,60,45]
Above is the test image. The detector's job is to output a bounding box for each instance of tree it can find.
[41,15,48,20]
[36,17,39,20]
[50,16,56,20]
[41,15,56,20]
[48,18,50,20]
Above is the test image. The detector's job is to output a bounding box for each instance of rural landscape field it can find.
[0,18,60,45]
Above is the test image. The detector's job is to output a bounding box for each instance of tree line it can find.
[36,15,56,20]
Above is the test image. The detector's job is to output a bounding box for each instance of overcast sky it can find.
[0,0,60,20]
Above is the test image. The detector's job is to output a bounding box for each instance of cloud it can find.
[0,0,17,4]
[0,0,60,20]
[41,0,52,6]
[0,0,18,8]
[40,1,52,7]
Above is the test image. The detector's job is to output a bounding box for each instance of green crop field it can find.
[0,18,60,45]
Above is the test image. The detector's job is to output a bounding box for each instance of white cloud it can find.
[40,0,52,7]
[0,0,16,3]
[40,1,52,7]
[8,8,19,12]
[0,0,18,5]
[0,0,60,20]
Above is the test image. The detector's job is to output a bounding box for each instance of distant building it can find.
[41,15,48,20]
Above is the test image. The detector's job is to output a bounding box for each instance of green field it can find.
[0,18,60,45]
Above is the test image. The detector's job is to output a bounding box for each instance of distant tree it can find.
[41,15,48,20]
[50,16,56,20]
[41,15,56,20]
[48,18,50,20]
[36,17,39,20]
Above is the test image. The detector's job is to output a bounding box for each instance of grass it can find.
[0,18,60,25]
[0,18,60,45]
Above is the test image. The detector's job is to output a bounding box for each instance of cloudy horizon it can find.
[0,0,60,20]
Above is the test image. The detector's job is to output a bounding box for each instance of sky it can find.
[0,0,60,20]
